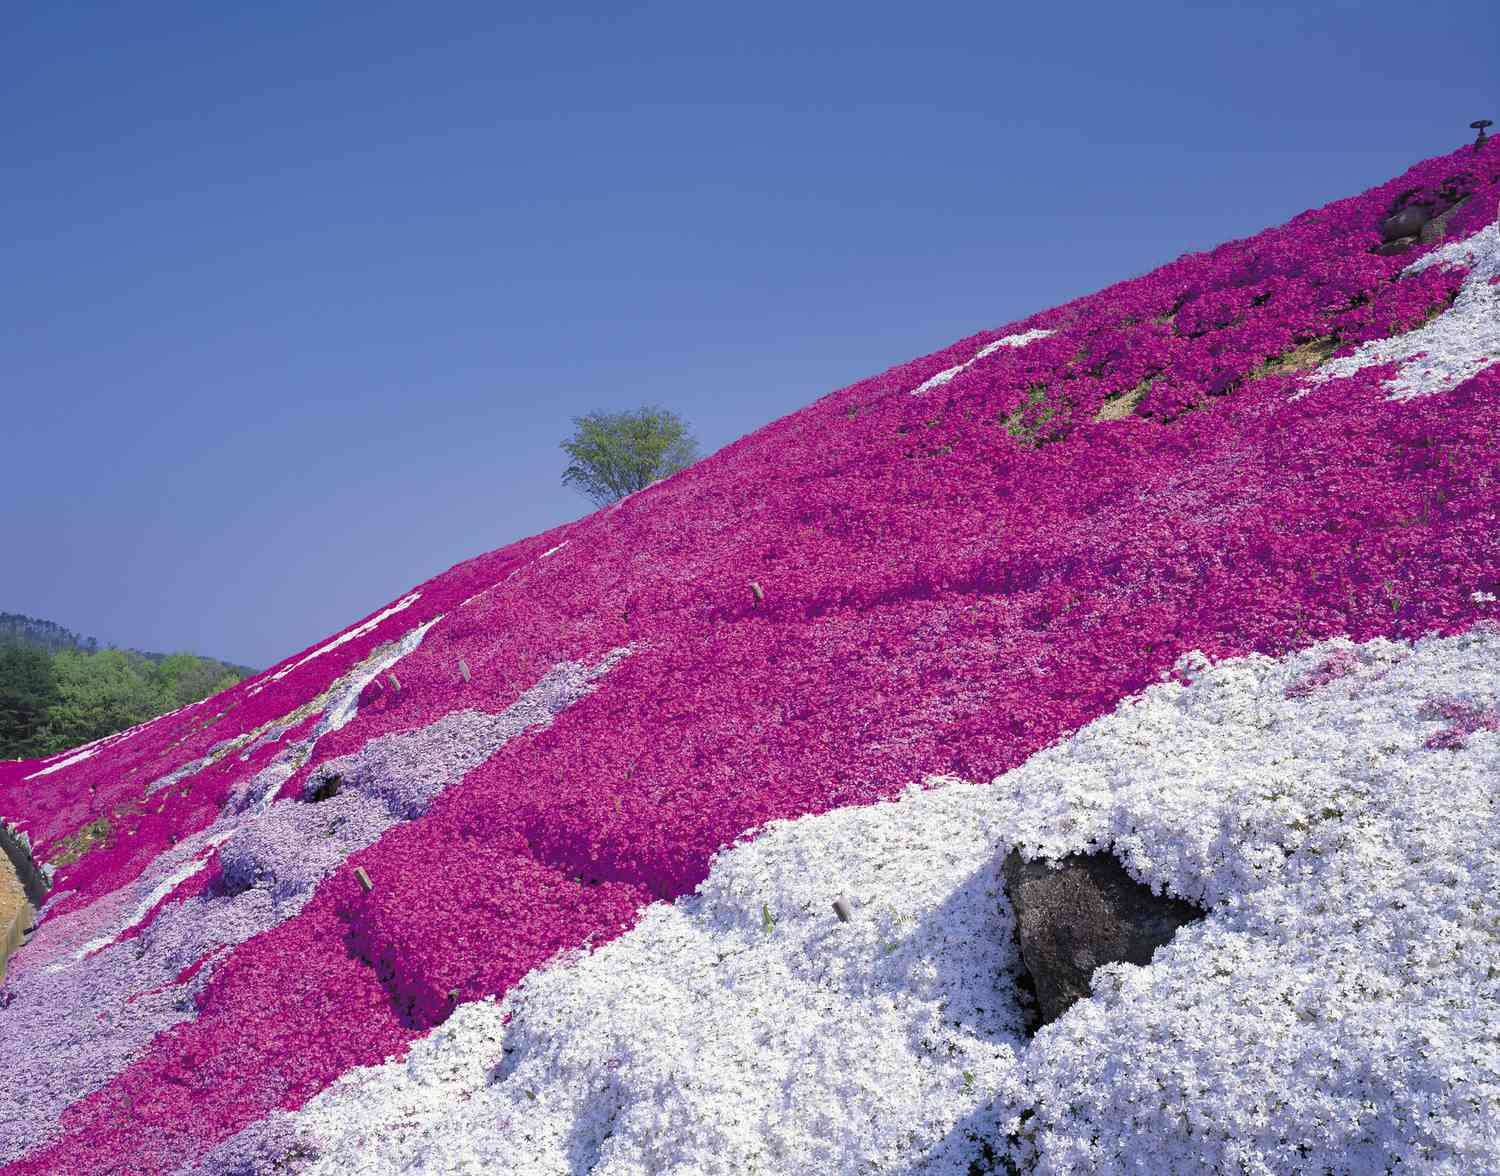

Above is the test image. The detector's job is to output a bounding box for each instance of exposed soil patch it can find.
[1003,383,1068,445]
[48,817,112,867]
[0,854,30,982]
[1094,379,1152,421]
[1249,335,1340,380]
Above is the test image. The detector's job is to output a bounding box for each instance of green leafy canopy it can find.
[0,639,250,760]
[560,407,699,506]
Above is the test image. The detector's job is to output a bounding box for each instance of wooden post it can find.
[354,867,373,893]
[750,581,765,605]
[458,658,471,684]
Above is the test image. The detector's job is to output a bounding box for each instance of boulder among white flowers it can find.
[1002,847,1205,1028]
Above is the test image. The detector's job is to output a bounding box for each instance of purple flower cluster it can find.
[1419,692,1500,750]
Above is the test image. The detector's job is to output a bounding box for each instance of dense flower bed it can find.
[0,142,1495,1175]
[196,626,1500,1175]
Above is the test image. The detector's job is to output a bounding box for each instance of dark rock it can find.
[1002,847,1205,1028]
[1381,207,1429,242]
[1373,236,1418,256]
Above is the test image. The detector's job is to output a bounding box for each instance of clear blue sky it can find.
[3,2,1494,668]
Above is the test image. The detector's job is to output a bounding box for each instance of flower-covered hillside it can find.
[0,141,1496,1175]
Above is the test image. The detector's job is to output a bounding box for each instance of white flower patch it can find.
[318,616,442,735]
[29,717,155,766]
[29,727,130,769]
[21,746,100,780]
[14,701,188,777]
[250,783,1032,1176]
[247,592,423,695]
[30,702,187,768]
[911,329,1055,395]
[20,710,186,775]
[68,836,237,963]
[219,626,1500,1175]
[1306,223,1500,401]
[139,618,445,799]
[1474,590,1497,604]
[986,631,1500,1172]
[50,616,447,964]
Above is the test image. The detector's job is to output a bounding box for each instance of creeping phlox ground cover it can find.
[194,627,1500,1176]
[0,142,1495,1174]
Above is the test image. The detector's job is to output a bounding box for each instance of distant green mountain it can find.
[0,612,256,760]
[0,612,253,676]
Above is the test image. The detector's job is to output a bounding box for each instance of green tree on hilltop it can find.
[561,407,699,506]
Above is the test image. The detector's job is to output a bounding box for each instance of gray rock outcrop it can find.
[1002,847,1204,1028]
[1381,206,1429,242]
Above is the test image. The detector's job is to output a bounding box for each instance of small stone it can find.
[1381,207,1429,242]
[832,897,853,923]
[1374,236,1418,256]
[1002,847,1205,1028]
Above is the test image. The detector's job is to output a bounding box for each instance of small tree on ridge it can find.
[560,407,699,506]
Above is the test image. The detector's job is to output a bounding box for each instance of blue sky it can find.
[3,1,1494,668]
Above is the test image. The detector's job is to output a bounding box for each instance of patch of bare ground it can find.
[47,816,112,868]
[0,855,29,982]
[1248,334,1340,380]
[1002,383,1071,445]
[1094,379,1152,422]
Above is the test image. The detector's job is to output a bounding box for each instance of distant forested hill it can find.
[0,612,255,760]
[0,614,99,656]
